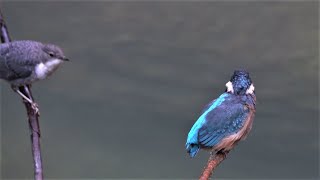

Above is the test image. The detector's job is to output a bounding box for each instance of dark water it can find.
[0,2,318,179]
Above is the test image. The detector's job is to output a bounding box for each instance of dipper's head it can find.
[33,43,69,80]
[0,40,69,86]
[225,70,254,95]
[42,43,69,62]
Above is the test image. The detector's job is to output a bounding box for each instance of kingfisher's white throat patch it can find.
[35,58,63,79]
[226,81,234,93]
[226,81,255,95]
[246,84,255,94]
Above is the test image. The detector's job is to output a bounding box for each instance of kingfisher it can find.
[186,70,256,157]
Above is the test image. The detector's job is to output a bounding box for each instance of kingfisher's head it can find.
[225,70,254,95]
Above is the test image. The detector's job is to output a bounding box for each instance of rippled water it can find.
[1,2,318,179]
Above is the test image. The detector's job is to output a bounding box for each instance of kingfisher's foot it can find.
[216,150,229,159]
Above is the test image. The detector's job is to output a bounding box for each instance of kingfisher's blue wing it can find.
[186,93,229,157]
[197,98,249,148]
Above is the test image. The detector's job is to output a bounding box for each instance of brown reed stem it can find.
[0,9,43,180]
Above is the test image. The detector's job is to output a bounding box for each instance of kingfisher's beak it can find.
[61,57,70,61]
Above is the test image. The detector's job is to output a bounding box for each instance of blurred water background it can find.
[0,1,318,179]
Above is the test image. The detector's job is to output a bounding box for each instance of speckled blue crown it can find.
[230,70,252,95]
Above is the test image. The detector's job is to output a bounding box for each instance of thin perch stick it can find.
[199,151,229,180]
[0,10,43,180]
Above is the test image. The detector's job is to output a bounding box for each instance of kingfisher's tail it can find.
[186,143,200,158]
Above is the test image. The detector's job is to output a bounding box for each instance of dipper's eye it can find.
[48,52,54,57]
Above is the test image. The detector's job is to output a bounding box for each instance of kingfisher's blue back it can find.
[186,70,256,157]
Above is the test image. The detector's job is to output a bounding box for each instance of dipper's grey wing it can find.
[0,45,37,81]
[5,60,34,81]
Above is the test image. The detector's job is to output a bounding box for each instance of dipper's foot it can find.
[12,85,40,115]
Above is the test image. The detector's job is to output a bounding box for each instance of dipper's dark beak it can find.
[62,56,70,61]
